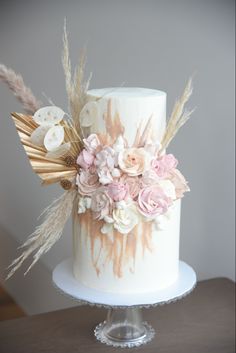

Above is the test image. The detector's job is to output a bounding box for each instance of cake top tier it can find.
[87,87,166,99]
[86,87,167,146]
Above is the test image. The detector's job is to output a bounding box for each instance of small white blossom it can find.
[111,168,121,178]
[84,197,91,209]
[154,215,169,230]
[153,207,174,230]
[95,146,119,184]
[98,168,114,185]
[101,222,114,234]
[78,197,91,214]
[104,215,114,223]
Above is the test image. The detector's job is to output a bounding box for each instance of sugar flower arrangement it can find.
[76,132,188,235]
[0,24,193,278]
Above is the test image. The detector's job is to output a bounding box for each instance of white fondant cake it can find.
[73,88,182,294]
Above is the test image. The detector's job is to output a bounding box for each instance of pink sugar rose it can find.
[120,175,141,200]
[138,185,172,218]
[169,169,190,198]
[151,159,166,178]
[91,187,112,220]
[76,169,100,196]
[161,154,178,169]
[83,134,101,154]
[77,149,95,170]
[107,182,129,202]
[152,154,178,178]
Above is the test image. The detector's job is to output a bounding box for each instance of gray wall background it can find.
[0,0,235,313]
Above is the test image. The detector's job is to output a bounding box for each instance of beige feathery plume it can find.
[160,78,194,152]
[7,189,77,279]
[0,63,41,114]
[62,20,91,132]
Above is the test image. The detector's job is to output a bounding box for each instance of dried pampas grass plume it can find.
[7,189,77,279]
[160,78,194,152]
[0,63,41,114]
[62,20,91,132]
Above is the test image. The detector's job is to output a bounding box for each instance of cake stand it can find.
[53,258,196,348]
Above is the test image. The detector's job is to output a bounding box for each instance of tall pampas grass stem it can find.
[6,189,77,279]
[160,78,194,152]
[0,63,41,114]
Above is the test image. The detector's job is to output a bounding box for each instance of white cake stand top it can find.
[52,259,197,308]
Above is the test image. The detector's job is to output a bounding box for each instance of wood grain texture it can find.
[0,278,235,353]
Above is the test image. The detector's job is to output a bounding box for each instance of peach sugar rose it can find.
[118,148,150,176]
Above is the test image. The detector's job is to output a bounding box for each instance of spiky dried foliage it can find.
[0,63,41,114]
[7,189,77,279]
[160,78,194,152]
[62,21,91,133]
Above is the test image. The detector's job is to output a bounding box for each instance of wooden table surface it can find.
[0,278,235,353]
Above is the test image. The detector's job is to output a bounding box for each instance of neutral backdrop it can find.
[0,0,235,314]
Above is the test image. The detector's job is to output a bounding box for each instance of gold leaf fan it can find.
[11,112,82,186]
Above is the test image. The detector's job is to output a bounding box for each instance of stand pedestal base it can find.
[53,259,196,348]
[94,308,155,348]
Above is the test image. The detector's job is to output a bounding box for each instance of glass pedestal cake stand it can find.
[52,259,196,348]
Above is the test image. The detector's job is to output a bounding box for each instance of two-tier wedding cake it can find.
[73,87,186,294]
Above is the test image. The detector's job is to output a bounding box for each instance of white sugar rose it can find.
[112,203,139,234]
[118,147,151,176]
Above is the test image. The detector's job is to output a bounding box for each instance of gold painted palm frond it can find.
[11,112,82,186]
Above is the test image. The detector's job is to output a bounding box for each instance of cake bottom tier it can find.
[73,200,181,294]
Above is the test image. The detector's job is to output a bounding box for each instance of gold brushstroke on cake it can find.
[97,99,125,145]
[104,99,125,142]
[77,210,154,278]
[133,114,155,147]
[11,112,81,185]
